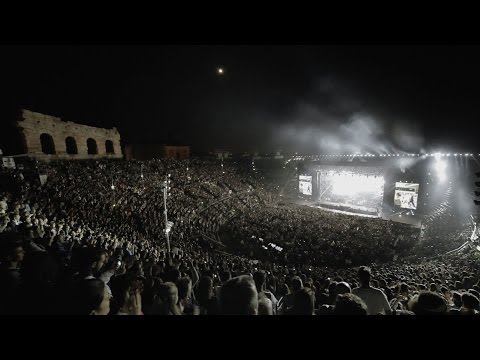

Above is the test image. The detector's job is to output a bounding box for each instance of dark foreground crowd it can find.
[0,158,478,315]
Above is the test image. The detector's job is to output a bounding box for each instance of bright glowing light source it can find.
[454,153,457,156]
[331,173,384,196]
[111,185,115,190]
[464,153,468,156]
[435,161,447,171]
[217,67,224,74]
[434,159,447,182]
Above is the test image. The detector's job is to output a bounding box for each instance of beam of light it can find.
[434,159,447,182]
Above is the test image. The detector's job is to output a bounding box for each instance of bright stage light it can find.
[435,160,447,172]
[330,173,385,196]
[434,159,447,182]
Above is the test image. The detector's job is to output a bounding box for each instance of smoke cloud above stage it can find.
[267,77,425,155]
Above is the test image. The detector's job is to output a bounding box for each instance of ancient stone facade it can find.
[16,109,122,161]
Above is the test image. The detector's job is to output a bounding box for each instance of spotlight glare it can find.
[434,159,447,182]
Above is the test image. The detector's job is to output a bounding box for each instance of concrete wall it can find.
[16,109,122,161]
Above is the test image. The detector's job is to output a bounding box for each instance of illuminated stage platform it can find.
[315,201,380,217]
[313,204,379,218]
[292,199,380,218]
[293,199,423,226]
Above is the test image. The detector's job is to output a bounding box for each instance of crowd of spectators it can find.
[0,157,478,315]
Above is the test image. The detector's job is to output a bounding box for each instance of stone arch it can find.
[87,138,98,155]
[65,136,78,155]
[40,133,56,154]
[105,140,115,154]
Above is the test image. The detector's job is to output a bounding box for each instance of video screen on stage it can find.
[317,166,385,214]
[394,182,419,210]
[299,175,312,195]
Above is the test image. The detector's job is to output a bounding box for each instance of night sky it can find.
[1,45,479,154]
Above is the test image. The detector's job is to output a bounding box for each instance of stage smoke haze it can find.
[270,76,425,154]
